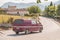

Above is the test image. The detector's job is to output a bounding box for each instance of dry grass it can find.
[0,14,31,23]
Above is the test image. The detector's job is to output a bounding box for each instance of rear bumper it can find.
[13,28,25,32]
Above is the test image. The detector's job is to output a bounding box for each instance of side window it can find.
[31,20,36,24]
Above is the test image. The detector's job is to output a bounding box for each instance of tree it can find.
[37,0,41,3]
[28,5,41,14]
[0,10,6,14]
[44,5,56,17]
[44,0,48,1]
[37,0,48,3]
[44,6,49,16]
[49,6,56,17]
[50,1,53,6]
[7,17,13,24]
[56,4,60,16]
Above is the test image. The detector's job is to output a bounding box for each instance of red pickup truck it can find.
[12,19,43,34]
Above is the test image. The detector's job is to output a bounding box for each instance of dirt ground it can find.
[0,17,60,40]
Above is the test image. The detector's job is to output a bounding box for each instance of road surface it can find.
[0,17,60,40]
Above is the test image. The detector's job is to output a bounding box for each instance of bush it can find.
[7,17,13,24]
[24,14,29,16]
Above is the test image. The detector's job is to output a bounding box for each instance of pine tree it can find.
[50,1,53,6]
[44,6,50,16]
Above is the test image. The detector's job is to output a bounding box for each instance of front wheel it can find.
[39,28,42,32]
[25,30,29,34]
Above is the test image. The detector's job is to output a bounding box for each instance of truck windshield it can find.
[13,19,24,24]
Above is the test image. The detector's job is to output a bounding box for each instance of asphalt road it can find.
[0,17,60,40]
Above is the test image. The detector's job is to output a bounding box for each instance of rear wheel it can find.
[30,31,33,33]
[16,32,19,34]
[25,30,29,34]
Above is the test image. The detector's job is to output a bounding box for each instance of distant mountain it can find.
[1,1,60,11]
[1,2,36,8]
[1,2,50,10]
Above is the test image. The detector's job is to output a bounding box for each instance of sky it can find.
[0,0,59,6]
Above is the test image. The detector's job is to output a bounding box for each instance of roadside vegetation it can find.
[0,0,60,30]
[27,5,41,17]
[0,15,31,30]
[43,2,60,19]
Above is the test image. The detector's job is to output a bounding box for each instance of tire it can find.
[39,30,42,32]
[39,27,43,33]
[39,28,42,32]
[25,30,29,34]
[16,32,19,35]
[30,32,33,33]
